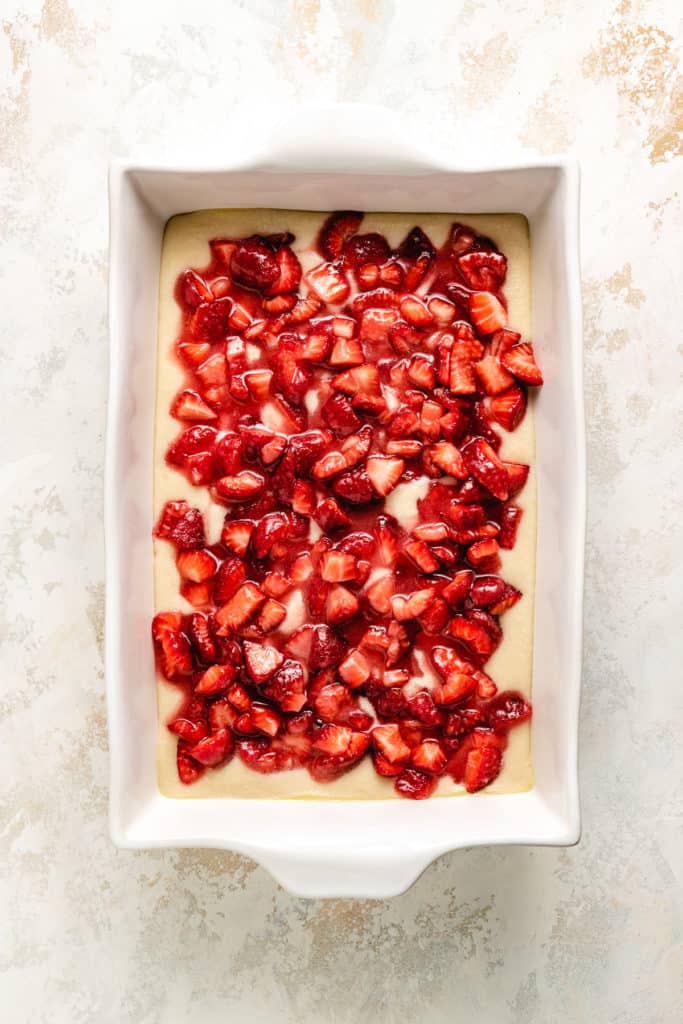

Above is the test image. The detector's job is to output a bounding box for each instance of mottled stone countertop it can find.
[1,1,681,1021]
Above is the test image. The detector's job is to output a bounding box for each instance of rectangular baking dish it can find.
[106,104,584,898]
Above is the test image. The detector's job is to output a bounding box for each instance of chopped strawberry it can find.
[344,232,390,268]
[177,741,206,785]
[190,297,233,341]
[332,363,381,397]
[313,497,352,533]
[152,617,193,680]
[321,393,362,436]
[372,723,411,764]
[318,211,364,261]
[386,438,423,457]
[391,587,436,620]
[489,584,522,615]
[214,582,265,635]
[155,501,206,551]
[474,354,515,396]
[195,663,236,696]
[188,612,217,663]
[410,739,447,774]
[176,549,217,583]
[178,341,212,367]
[312,450,347,480]
[264,245,302,296]
[306,262,350,304]
[366,455,405,497]
[498,504,522,549]
[250,704,282,737]
[464,743,503,792]
[212,558,247,604]
[338,648,371,687]
[341,426,372,467]
[243,640,284,683]
[394,768,437,799]
[215,470,265,501]
[501,342,543,385]
[433,671,477,706]
[407,353,436,390]
[219,520,253,558]
[490,384,527,431]
[188,728,233,767]
[357,263,380,289]
[448,616,494,661]
[419,596,450,633]
[252,512,290,558]
[312,683,354,722]
[262,659,307,712]
[400,295,434,326]
[429,440,467,479]
[230,236,279,291]
[262,571,292,598]
[486,691,532,731]
[466,537,500,570]
[320,549,358,582]
[469,575,506,608]
[171,389,218,422]
[332,468,374,505]
[457,250,507,291]
[403,540,439,574]
[308,624,345,670]
[406,690,442,726]
[326,585,359,624]
[504,461,530,497]
[359,308,399,343]
[374,515,401,566]
[469,292,508,334]
[366,573,394,614]
[461,438,509,500]
[244,368,273,402]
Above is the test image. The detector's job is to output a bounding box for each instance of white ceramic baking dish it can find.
[106,105,584,898]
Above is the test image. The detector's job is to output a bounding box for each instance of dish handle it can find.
[255,847,434,900]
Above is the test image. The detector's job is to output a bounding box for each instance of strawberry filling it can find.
[153,214,543,798]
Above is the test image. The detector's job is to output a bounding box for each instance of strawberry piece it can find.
[230,236,279,291]
[252,512,290,558]
[326,585,359,624]
[219,520,253,558]
[470,575,506,608]
[194,350,228,388]
[168,715,208,744]
[374,515,401,566]
[264,246,302,296]
[312,723,355,756]
[155,501,206,551]
[419,399,443,439]
[318,211,364,261]
[262,659,307,712]
[152,620,194,680]
[474,354,515,396]
[410,739,446,775]
[212,558,247,603]
[359,308,398,343]
[429,441,467,479]
[188,613,217,664]
[313,683,354,722]
[312,498,350,534]
[171,389,218,422]
[489,585,522,615]
[263,293,297,314]
[312,450,347,480]
[469,292,508,334]
[195,663,236,696]
[215,470,266,501]
[332,468,374,505]
[321,393,361,436]
[188,728,233,767]
[332,363,380,396]
[214,582,265,635]
[366,455,405,497]
[244,368,273,402]
[501,342,543,385]
[403,540,439,574]
[307,575,331,617]
[398,225,436,261]
[489,384,527,431]
[320,550,358,582]
[407,353,436,389]
[394,768,437,799]
[419,596,450,633]
[373,751,403,777]
[366,573,394,614]
[391,588,435,620]
[329,336,365,367]
[307,262,350,304]
[177,741,206,785]
[357,263,380,289]
[190,297,233,341]
[448,616,494,660]
[400,295,434,327]
[341,426,372,468]
[178,341,212,368]
[372,723,411,764]
[309,624,345,670]
[412,522,449,542]
[486,691,532,731]
[250,704,282,737]
[467,538,500,570]
[350,287,400,317]
[461,438,509,500]
[498,504,522,549]
[406,690,442,726]
[451,740,503,792]
[434,671,477,706]
[344,232,390,268]
[338,648,371,687]
[300,330,332,363]
[179,579,212,608]
[255,598,286,633]
[243,640,284,683]
[176,549,217,582]
[457,250,507,290]
[180,268,213,307]
[386,438,423,457]
[504,461,530,497]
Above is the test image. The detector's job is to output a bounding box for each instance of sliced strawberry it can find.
[312,450,347,480]
[332,363,381,397]
[419,399,443,439]
[429,440,466,479]
[214,582,265,635]
[407,353,436,390]
[359,308,398,343]
[230,236,279,291]
[400,295,434,327]
[498,504,522,549]
[386,438,423,457]
[252,511,290,558]
[469,575,506,608]
[489,584,522,615]
[329,336,364,367]
[434,671,477,706]
[219,520,253,558]
[357,263,380,289]
[448,616,494,660]
[188,612,216,664]
[397,225,436,262]
[321,393,362,436]
[338,648,371,687]
[428,296,456,326]
[244,368,273,402]
[406,690,442,726]
[312,723,355,756]
[178,341,211,368]
[153,620,193,680]
[419,596,450,633]
[489,384,527,431]
[326,585,359,624]
[469,292,508,334]
[243,640,284,683]
[262,569,292,597]
[474,354,515,396]
[195,663,236,696]
[263,293,297,314]
[188,728,233,767]
[312,497,351,534]
[320,550,358,582]
[212,558,247,604]
[366,455,405,497]
[191,297,233,341]
[501,342,543,385]
[344,232,390,268]
[486,690,532,731]
[374,515,401,566]
[264,246,302,296]
[464,743,503,792]
[341,426,372,468]
[215,470,265,501]
[457,250,507,291]
[171,389,217,422]
[403,540,439,574]
[504,461,530,497]
[155,501,206,551]
[366,573,394,614]
[373,751,403,777]
[332,468,374,505]
[394,768,437,799]
[306,262,350,304]
[250,704,282,737]
[312,683,354,722]
[180,268,213,307]
[176,549,217,583]
[461,438,509,500]
[466,537,500,570]
[372,723,411,764]
[318,210,364,261]
[410,739,446,774]
[309,624,345,670]
[177,741,206,785]
[262,659,307,712]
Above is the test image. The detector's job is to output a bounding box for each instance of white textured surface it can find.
[1,1,682,1021]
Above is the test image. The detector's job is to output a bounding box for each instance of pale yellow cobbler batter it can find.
[154,210,536,799]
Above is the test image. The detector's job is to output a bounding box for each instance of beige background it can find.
[1,1,681,1022]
